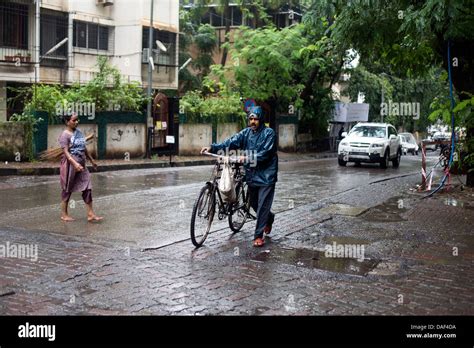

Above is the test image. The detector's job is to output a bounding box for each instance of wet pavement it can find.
[0,152,473,315]
[0,152,434,248]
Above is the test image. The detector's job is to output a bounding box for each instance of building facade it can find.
[0,0,179,121]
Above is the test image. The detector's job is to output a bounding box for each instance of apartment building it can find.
[0,0,179,121]
[181,1,303,65]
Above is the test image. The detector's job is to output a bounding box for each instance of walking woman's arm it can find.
[62,147,83,172]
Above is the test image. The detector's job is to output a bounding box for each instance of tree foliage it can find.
[202,17,348,136]
[180,89,246,125]
[9,56,146,122]
[308,0,474,184]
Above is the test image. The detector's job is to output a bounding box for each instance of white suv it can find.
[338,122,402,168]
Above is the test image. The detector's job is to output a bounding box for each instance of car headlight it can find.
[370,143,384,148]
[340,141,348,146]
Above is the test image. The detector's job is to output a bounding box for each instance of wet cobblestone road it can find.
[0,155,473,315]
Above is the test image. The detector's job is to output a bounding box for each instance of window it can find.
[350,126,386,138]
[0,2,28,49]
[201,11,210,24]
[142,27,177,66]
[40,11,68,59]
[99,26,109,50]
[210,8,223,27]
[231,6,242,26]
[88,24,98,49]
[389,126,397,137]
[73,20,110,51]
[74,21,86,47]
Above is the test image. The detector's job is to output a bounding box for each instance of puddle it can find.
[318,204,369,217]
[443,198,470,208]
[251,247,379,276]
[368,261,401,276]
[324,236,370,245]
[361,196,408,222]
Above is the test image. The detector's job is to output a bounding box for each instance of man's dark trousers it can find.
[248,184,275,239]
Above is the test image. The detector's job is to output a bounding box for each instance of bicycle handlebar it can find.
[201,151,240,163]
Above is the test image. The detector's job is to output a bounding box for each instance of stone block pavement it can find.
[0,175,473,315]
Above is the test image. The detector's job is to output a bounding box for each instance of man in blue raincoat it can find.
[201,106,278,247]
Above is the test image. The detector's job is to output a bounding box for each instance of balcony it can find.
[0,1,34,65]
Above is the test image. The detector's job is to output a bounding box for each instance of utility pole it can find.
[146,0,154,158]
[34,0,40,107]
[380,72,387,123]
[147,0,154,126]
[381,87,384,123]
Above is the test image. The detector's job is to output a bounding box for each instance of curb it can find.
[0,153,338,176]
[0,159,217,176]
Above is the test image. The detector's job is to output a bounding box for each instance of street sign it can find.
[166,135,175,144]
[332,102,369,122]
[333,102,348,123]
[347,103,369,122]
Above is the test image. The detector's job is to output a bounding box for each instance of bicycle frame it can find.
[190,152,256,247]
[202,151,252,219]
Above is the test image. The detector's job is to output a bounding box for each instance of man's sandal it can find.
[253,237,265,247]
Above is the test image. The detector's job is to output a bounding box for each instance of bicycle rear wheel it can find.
[228,182,249,233]
[191,184,215,247]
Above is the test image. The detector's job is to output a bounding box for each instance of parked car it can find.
[338,122,402,169]
[421,137,437,151]
[399,132,419,155]
[433,132,451,152]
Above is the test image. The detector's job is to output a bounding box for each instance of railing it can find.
[0,1,35,64]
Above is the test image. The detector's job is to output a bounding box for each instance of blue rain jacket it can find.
[210,124,278,186]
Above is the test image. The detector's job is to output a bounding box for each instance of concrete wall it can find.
[278,124,297,151]
[179,124,212,156]
[47,124,98,158]
[278,124,297,152]
[106,123,146,158]
[0,122,27,161]
[217,122,240,143]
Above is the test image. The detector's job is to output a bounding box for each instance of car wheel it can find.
[392,149,401,168]
[338,158,347,166]
[380,149,389,169]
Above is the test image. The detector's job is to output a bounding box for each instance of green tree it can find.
[205,16,348,137]
[308,0,474,185]
[344,66,448,132]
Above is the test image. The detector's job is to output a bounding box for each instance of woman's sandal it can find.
[87,215,104,222]
[253,237,265,247]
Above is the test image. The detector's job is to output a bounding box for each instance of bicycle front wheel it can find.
[190,184,215,247]
[228,182,249,233]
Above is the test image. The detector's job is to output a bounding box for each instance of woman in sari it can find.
[59,113,103,222]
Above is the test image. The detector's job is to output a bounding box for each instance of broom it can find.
[38,133,95,161]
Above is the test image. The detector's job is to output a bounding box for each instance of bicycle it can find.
[190,151,256,247]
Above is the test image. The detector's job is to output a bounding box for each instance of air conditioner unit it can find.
[142,48,160,64]
[97,0,114,6]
